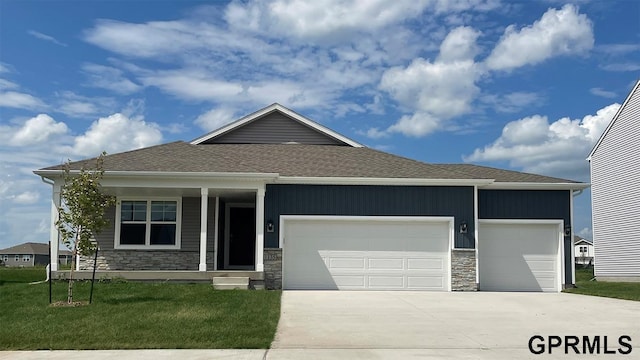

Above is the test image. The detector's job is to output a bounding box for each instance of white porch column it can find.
[255,187,265,271]
[199,188,208,271]
[49,181,62,272]
[213,197,219,271]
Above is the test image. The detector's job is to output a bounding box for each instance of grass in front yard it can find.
[564,266,640,301]
[0,267,281,349]
[0,266,47,284]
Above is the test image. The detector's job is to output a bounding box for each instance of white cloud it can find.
[0,79,18,90]
[81,1,503,119]
[381,58,480,116]
[225,0,499,42]
[464,103,621,180]
[359,127,389,139]
[376,26,482,137]
[590,87,617,99]
[438,26,481,62]
[82,63,142,94]
[485,4,593,71]
[68,113,163,156]
[577,227,592,240]
[10,114,69,146]
[600,63,640,72]
[195,107,237,131]
[141,70,243,102]
[12,191,39,204]
[388,112,442,137]
[54,91,117,118]
[597,43,640,55]
[481,92,542,113]
[84,19,200,58]
[27,30,67,47]
[226,0,429,41]
[0,91,46,110]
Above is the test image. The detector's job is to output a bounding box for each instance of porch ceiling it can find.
[104,187,256,199]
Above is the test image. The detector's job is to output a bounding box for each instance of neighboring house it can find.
[588,80,640,281]
[35,103,588,292]
[574,236,594,266]
[0,242,72,267]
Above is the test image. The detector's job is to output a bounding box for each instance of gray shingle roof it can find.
[432,164,580,183]
[0,242,72,255]
[39,142,579,183]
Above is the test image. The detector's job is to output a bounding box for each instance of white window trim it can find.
[114,197,182,250]
[23,255,31,262]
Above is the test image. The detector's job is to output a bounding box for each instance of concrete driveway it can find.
[270,291,640,359]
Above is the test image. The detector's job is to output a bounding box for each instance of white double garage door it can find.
[282,216,563,292]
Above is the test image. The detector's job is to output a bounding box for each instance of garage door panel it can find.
[368,275,404,288]
[369,258,404,270]
[478,222,560,292]
[283,218,451,291]
[328,257,365,269]
[407,276,445,289]
[407,258,444,270]
[334,275,366,288]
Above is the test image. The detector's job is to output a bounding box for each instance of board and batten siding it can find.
[590,82,640,278]
[478,189,572,285]
[265,184,474,248]
[94,197,204,252]
[201,111,346,145]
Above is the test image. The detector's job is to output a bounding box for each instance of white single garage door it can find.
[478,220,562,292]
[282,216,452,291]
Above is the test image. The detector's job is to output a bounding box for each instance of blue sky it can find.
[1,0,639,250]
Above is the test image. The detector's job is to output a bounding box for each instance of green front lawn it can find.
[564,266,640,301]
[0,267,281,349]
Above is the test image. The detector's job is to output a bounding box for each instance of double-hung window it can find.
[23,255,31,262]
[115,198,181,249]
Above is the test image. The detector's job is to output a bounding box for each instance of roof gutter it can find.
[481,182,590,190]
[276,176,495,186]
[34,170,280,181]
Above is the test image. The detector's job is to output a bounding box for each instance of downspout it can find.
[569,188,584,286]
[41,176,54,186]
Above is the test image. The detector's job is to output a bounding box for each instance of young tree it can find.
[56,153,115,304]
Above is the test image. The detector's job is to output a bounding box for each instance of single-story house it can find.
[0,242,72,267]
[588,79,640,281]
[574,236,594,266]
[35,103,588,292]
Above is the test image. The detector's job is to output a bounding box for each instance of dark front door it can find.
[227,206,256,269]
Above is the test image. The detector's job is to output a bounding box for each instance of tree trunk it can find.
[67,234,78,304]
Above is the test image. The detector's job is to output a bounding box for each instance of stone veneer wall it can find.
[264,248,282,290]
[451,249,477,291]
[79,250,202,271]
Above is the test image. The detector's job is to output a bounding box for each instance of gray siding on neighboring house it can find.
[590,83,640,278]
[264,184,475,248]
[478,189,572,285]
[1,254,34,267]
[201,112,346,145]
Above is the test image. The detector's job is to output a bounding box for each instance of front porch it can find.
[47,174,276,283]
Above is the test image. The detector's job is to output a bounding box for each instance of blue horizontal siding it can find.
[478,189,573,285]
[265,184,475,248]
